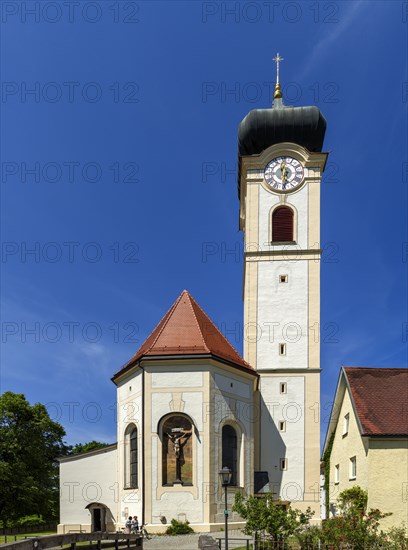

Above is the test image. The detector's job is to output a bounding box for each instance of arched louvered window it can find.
[272,206,294,242]
[222,425,238,486]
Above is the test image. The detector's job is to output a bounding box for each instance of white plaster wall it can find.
[60,448,118,527]
[117,372,143,524]
[152,371,203,388]
[260,376,305,500]
[213,371,254,492]
[214,373,251,399]
[257,261,308,370]
[148,366,207,525]
[258,184,308,251]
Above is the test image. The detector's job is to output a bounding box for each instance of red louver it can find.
[272,207,294,242]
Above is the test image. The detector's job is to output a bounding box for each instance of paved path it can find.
[143,530,251,550]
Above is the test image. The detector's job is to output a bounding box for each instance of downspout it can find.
[140,364,145,527]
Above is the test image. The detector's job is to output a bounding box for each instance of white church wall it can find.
[147,364,208,526]
[59,446,118,533]
[257,260,308,370]
[212,368,255,493]
[260,375,305,501]
[116,372,143,526]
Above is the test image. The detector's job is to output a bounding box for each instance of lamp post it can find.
[219,466,232,550]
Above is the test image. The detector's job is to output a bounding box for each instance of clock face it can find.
[264,156,304,191]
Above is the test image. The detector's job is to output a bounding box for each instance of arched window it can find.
[162,415,193,486]
[272,206,294,242]
[222,425,238,486]
[124,425,138,489]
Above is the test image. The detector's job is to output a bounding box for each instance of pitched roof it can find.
[344,367,408,436]
[112,290,255,381]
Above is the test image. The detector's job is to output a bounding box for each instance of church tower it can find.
[238,55,328,517]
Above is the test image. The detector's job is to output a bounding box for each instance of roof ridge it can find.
[146,291,186,353]
[188,292,252,369]
[184,291,211,354]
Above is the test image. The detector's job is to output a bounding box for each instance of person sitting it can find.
[131,516,139,533]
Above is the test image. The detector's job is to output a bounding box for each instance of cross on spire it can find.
[273,52,284,84]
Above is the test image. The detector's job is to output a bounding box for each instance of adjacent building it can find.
[322,367,408,529]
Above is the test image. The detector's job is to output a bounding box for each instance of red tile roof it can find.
[344,367,408,436]
[112,290,255,380]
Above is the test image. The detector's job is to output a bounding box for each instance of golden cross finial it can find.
[273,52,284,99]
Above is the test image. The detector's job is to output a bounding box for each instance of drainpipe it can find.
[140,364,145,527]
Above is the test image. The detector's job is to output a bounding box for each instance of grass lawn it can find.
[1,532,57,545]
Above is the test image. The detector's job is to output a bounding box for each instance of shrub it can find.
[165,519,194,535]
[17,516,46,527]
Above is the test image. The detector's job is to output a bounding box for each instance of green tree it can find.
[0,392,68,527]
[68,441,110,455]
[233,492,314,542]
[320,486,392,550]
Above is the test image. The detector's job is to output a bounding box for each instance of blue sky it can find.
[1,1,407,447]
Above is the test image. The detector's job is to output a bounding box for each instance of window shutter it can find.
[272,207,294,242]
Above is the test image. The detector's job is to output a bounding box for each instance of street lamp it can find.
[219,467,232,550]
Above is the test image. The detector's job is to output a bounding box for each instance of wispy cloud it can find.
[298,1,368,82]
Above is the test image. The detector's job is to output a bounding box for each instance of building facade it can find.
[59,75,328,533]
[323,367,408,529]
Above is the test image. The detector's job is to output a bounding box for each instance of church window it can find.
[124,424,138,489]
[280,382,287,394]
[222,425,238,486]
[272,206,294,242]
[278,420,286,432]
[349,456,356,480]
[279,343,286,356]
[279,275,288,283]
[162,415,193,486]
[280,458,288,470]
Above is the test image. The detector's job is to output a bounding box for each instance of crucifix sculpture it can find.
[166,427,192,484]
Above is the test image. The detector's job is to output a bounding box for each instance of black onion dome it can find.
[238,105,326,157]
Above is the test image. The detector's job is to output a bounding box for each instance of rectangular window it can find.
[343,413,349,436]
[280,382,287,394]
[335,464,339,484]
[279,274,288,283]
[278,420,286,432]
[349,457,356,480]
[279,343,286,356]
[280,458,288,471]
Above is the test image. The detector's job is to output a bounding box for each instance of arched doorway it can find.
[85,503,107,532]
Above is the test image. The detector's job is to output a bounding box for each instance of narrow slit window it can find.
[280,458,288,471]
[343,413,349,436]
[335,464,339,484]
[279,275,288,283]
[280,382,287,394]
[279,343,286,356]
[278,420,286,432]
[349,457,356,480]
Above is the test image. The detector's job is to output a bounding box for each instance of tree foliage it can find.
[0,392,68,527]
[67,441,110,455]
[233,492,314,541]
